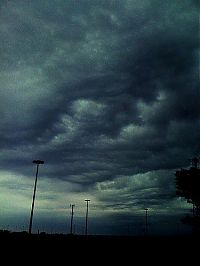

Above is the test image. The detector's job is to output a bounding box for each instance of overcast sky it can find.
[0,0,199,235]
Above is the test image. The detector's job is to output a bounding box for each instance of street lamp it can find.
[85,199,90,236]
[144,208,148,235]
[29,160,44,234]
[70,204,75,235]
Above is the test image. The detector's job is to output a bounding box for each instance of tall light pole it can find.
[144,208,148,236]
[70,204,75,235]
[29,160,44,234]
[85,199,90,236]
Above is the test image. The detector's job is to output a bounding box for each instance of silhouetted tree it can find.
[175,157,200,231]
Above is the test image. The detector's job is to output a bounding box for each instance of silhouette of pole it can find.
[70,204,75,234]
[144,208,148,235]
[29,160,44,234]
[73,223,76,234]
[85,199,90,235]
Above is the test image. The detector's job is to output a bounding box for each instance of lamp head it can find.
[33,160,44,164]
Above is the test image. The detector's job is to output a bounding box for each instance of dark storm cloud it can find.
[0,0,199,211]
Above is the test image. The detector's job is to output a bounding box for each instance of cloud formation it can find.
[0,0,199,232]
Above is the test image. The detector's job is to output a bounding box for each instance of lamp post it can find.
[85,199,90,236]
[29,160,44,234]
[70,204,75,235]
[144,208,148,235]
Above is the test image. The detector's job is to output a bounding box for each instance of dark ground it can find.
[1,231,199,263]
